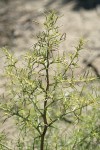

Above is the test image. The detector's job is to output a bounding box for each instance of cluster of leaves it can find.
[0,11,99,150]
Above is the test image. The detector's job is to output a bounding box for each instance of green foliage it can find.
[0,132,7,150]
[0,11,99,150]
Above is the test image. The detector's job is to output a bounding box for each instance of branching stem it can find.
[40,36,50,150]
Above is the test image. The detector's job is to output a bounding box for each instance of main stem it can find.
[40,43,50,150]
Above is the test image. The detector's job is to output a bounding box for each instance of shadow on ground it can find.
[62,0,100,10]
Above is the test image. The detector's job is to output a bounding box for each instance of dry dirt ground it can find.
[0,0,100,147]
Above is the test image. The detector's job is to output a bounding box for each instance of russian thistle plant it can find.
[0,11,99,150]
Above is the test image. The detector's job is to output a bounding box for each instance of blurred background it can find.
[0,0,100,143]
[0,0,100,77]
